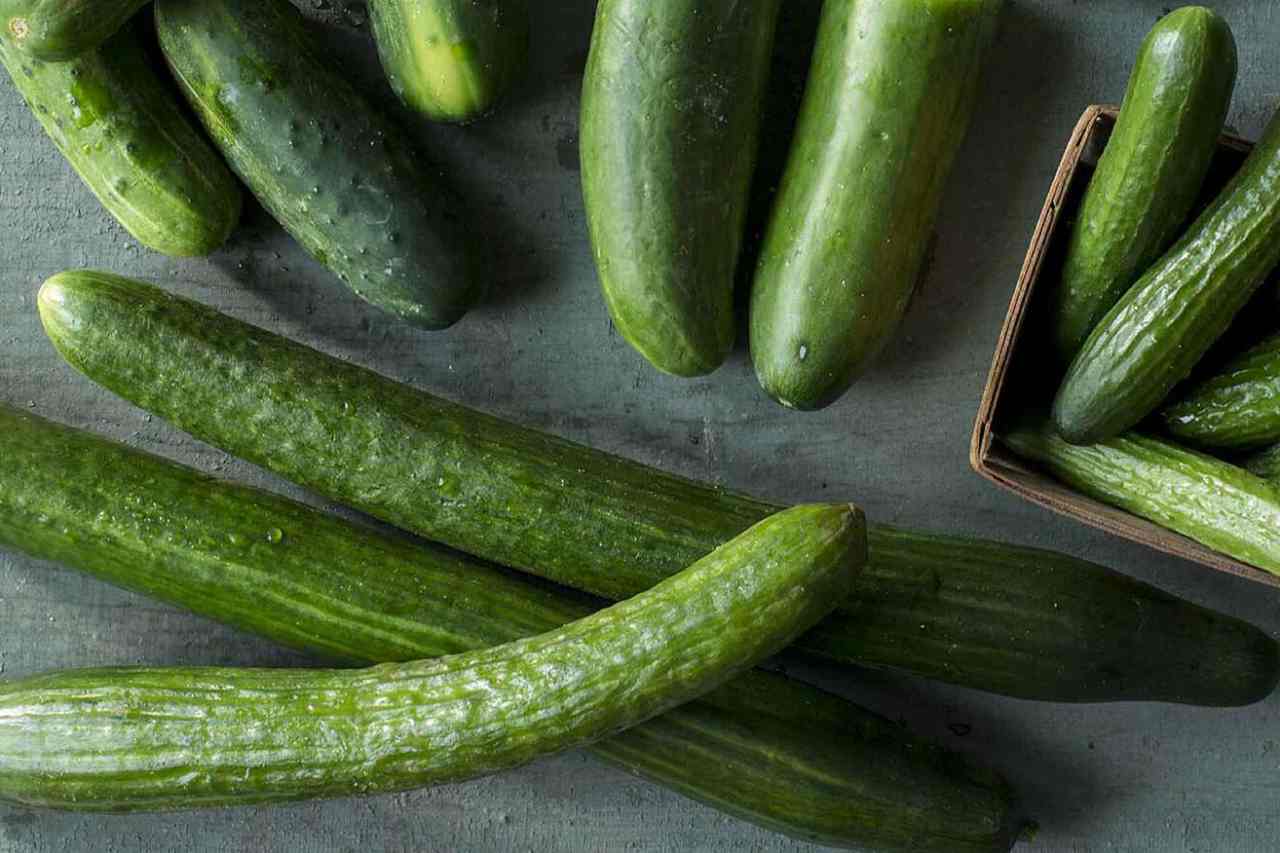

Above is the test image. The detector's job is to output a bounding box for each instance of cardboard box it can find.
[969,104,1279,588]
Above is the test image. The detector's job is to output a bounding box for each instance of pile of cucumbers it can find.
[0,2,1277,852]
[1010,7,1280,579]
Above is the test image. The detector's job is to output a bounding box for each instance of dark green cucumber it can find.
[0,24,240,256]
[155,0,478,329]
[369,0,529,123]
[1242,442,1280,482]
[1054,105,1280,444]
[580,0,781,377]
[39,270,1280,707]
[0,405,1020,851]
[1162,331,1280,450]
[749,0,1002,410]
[1047,7,1237,363]
[0,501,862,812]
[1006,418,1280,577]
[2,0,147,60]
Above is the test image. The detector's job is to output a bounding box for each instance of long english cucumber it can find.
[1162,331,1280,451]
[38,270,1280,707]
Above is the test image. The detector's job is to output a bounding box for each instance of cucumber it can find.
[1242,442,1280,482]
[748,0,1002,410]
[580,0,781,377]
[39,270,1280,707]
[155,0,478,329]
[0,500,862,812]
[2,0,147,60]
[1006,417,1280,577]
[0,24,240,256]
[1054,105,1280,445]
[368,0,529,123]
[0,406,1019,851]
[1046,7,1237,363]
[1161,331,1280,451]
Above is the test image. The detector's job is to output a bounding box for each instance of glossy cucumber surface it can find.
[749,0,1002,410]
[1162,331,1280,450]
[2,0,148,60]
[38,270,1280,707]
[155,0,478,329]
[369,0,529,123]
[0,24,241,256]
[581,0,781,377]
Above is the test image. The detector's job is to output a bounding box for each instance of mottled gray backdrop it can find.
[2,2,1278,851]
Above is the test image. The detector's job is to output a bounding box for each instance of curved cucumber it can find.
[2,0,147,60]
[0,24,241,256]
[1006,418,1280,577]
[38,270,1280,707]
[0,502,861,812]
[581,0,781,377]
[749,0,1002,410]
[0,405,1021,851]
[1162,331,1280,451]
[369,0,529,123]
[155,0,478,329]
[1054,106,1280,444]
[1047,7,1237,363]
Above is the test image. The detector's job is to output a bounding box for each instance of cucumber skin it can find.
[1162,332,1280,451]
[1006,419,1280,578]
[2,0,147,60]
[369,0,529,123]
[0,501,862,812]
[1048,7,1237,363]
[1054,107,1280,445]
[0,25,241,256]
[1243,442,1280,482]
[155,0,478,329]
[749,0,1002,410]
[581,0,781,377]
[39,272,1280,707]
[0,406,1019,852]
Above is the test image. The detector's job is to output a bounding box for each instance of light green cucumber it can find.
[2,0,148,60]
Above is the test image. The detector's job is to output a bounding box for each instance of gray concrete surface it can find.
[2,2,1279,851]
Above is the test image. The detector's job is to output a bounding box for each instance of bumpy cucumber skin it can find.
[1054,107,1280,445]
[0,25,240,256]
[581,0,781,377]
[749,0,1002,410]
[1007,419,1280,578]
[155,0,478,329]
[0,406,1021,850]
[369,0,529,123]
[0,502,861,812]
[2,0,148,60]
[1048,7,1237,363]
[1162,331,1280,451]
[39,272,1280,707]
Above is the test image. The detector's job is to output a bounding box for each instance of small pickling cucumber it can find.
[749,0,1002,409]
[155,0,479,329]
[2,0,148,60]
[1054,105,1280,445]
[1046,7,1237,363]
[1162,331,1280,451]
[369,0,529,123]
[581,0,782,376]
[0,23,241,256]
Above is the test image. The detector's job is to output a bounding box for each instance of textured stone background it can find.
[2,2,1279,851]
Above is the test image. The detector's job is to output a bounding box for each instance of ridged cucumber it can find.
[1006,417,1280,577]
[1047,7,1237,363]
[369,0,529,123]
[155,0,478,329]
[0,501,862,812]
[1054,105,1280,444]
[0,405,1021,851]
[38,270,1280,707]
[0,24,241,256]
[1162,331,1280,450]
[748,0,1002,410]
[581,0,781,377]
[2,0,147,60]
